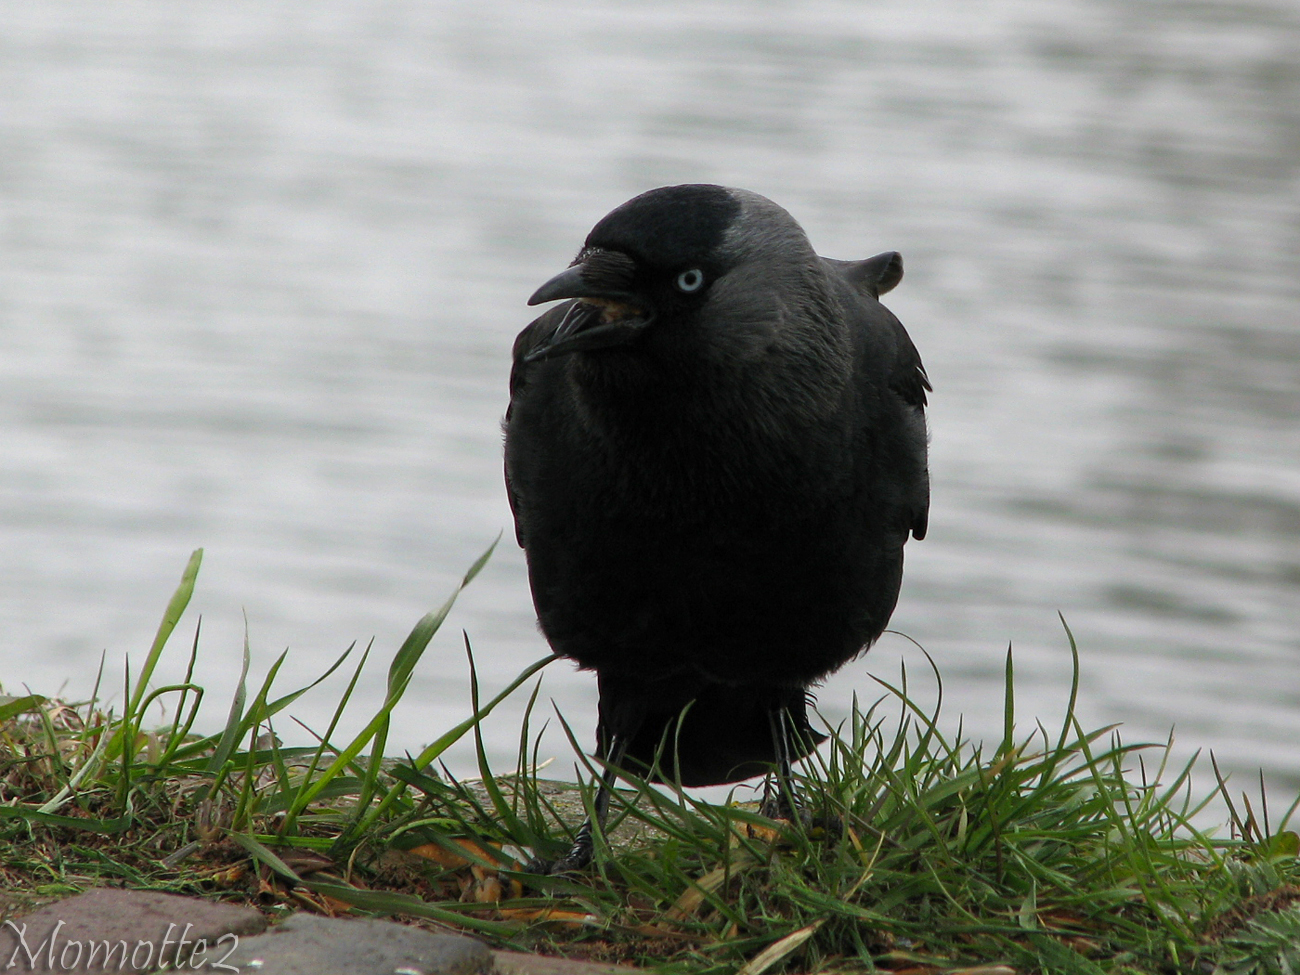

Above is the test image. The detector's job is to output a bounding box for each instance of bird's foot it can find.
[758,789,845,843]
[522,832,594,877]
[759,777,807,825]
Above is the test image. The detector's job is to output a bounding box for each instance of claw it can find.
[523,735,626,878]
[524,822,595,876]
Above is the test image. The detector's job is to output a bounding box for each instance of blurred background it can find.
[2,0,1297,812]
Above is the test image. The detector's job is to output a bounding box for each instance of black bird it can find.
[504,185,929,871]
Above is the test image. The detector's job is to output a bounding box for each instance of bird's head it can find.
[523,185,823,364]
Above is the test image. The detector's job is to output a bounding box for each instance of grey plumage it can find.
[504,184,929,869]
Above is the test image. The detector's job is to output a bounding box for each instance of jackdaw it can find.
[504,184,930,872]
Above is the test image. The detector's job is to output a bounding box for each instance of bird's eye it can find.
[675,269,706,293]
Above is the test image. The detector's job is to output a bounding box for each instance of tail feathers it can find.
[599,677,827,787]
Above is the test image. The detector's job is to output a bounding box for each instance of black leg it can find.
[759,708,800,821]
[526,734,628,875]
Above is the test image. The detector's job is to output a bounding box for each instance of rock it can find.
[492,951,643,974]
[221,913,493,975]
[0,888,646,974]
[0,887,266,972]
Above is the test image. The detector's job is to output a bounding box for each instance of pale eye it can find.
[675,268,706,293]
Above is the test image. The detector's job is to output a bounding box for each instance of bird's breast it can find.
[567,364,856,510]
[510,348,905,686]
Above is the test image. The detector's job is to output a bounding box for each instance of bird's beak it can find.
[527,265,599,306]
[524,263,652,363]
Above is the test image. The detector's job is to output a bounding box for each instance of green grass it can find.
[2,549,1299,974]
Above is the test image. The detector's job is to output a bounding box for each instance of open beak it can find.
[524,263,652,362]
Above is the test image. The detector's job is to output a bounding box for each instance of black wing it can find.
[828,254,931,541]
[504,303,574,547]
[888,322,931,540]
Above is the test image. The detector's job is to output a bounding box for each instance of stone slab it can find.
[221,913,493,975]
[493,951,643,974]
[0,887,267,973]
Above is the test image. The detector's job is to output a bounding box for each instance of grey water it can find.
[2,1,1298,810]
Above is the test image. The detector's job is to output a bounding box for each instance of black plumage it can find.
[504,185,929,870]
